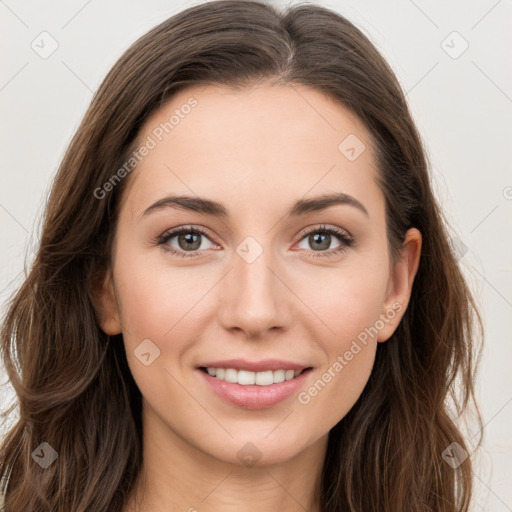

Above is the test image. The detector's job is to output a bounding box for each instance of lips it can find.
[195,358,314,409]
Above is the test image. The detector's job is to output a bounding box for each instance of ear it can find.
[90,268,122,335]
[377,227,422,342]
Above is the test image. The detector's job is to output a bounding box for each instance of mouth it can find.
[198,366,313,386]
[196,364,314,409]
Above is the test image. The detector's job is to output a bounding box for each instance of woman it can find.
[0,1,483,510]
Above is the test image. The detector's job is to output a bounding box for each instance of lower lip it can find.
[197,368,313,409]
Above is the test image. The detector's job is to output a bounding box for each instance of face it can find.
[98,82,421,467]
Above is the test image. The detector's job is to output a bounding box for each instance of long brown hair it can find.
[0,1,483,510]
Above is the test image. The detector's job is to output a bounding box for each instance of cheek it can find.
[297,293,381,437]
[298,340,376,441]
[113,245,214,338]
[292,259,388,429]
[111,247,227,401]
[295,255,389,345]
[112,256,208,412]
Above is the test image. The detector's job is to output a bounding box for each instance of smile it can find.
[200,367,309,386]
[197,366,314,409]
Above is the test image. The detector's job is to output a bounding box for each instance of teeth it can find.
[204,367,303,386]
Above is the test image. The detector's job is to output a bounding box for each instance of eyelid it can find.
[157,224,215,240]
[295,223,353,242]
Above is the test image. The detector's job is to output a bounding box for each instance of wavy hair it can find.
[0,1,483,510]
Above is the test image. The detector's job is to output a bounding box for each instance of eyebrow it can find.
[140,192,369,219]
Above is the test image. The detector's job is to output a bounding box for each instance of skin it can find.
[96,81,422,512]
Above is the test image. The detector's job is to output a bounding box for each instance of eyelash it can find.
[156,224,355,259]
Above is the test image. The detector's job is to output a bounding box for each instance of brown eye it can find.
[296,225,354,257]
[158,226,215,258]
[176,231,202,251]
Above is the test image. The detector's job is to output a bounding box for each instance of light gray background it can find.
[1,0,511,509]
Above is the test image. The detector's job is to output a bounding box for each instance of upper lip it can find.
[197,359,312,372]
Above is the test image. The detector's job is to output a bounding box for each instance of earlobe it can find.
[91,269,122,335]
[378,228,422,342]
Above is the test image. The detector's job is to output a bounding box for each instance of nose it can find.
[218,241,292,340]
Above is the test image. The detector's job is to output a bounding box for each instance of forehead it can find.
[122,82,382,220]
